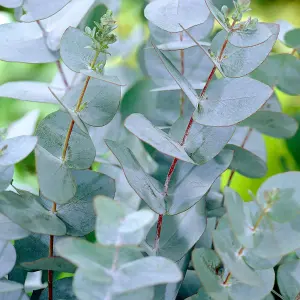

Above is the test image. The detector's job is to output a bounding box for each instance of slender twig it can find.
[153,21,237,253]
[37,20,69,90]
[180,32,185,116]
[226,128,253,188]
[55,60,69,89]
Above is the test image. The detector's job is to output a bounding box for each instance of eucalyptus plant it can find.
[0,0,300,299]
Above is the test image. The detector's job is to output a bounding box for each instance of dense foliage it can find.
[0,0,300,299]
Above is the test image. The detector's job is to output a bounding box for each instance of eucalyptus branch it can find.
[154,20,237,253]
[223,198,272,285]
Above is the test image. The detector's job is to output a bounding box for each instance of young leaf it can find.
[229,23,273,48]
[0,191,66,236]
[193,77,273,126]
[225,144,267,178]
[0,213,29,241]
[144,0,210,33]
[166,150,233,214]
[213,223,261,286]
[0,241,16,278]
[21,0,71,22]
[192,248,275,300]
[0,23,59,63]
[205,0,229,31]
[146,201,206,261]
[60,27,106,73]
[257,172,300,223]
[210,24,279,78]
[125,114,194,164]
[105,140,166,214]
[0,81,64,104]
[239,111,298,139]
[170,116,235,165]
[62,78,121,127]
[0,136,37,166]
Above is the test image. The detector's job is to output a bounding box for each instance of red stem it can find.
[154,20,237,253]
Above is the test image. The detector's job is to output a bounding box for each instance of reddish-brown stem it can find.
[154,214,163,252]
[48,203,56,300]
[291,48,297,56]
[56,60,69,89]
[180,32,185,116]
[226,128,253,187]
[154,22,237,252]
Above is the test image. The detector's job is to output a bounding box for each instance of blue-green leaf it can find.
[0,240,16,278]
[0,213,29,241]
[144,0,210,33]
[277,260,300,300]
[210,24,279,78]
[21,0,71,22]
[193,77,273,126]
[170,116,235,165]
[225,144,267,178]
[0,82,63,104]
[40,277,76,300]
[251,54,300,96]
[166,150,233,214]
[62,78,121,127]
[40,170,115,236]
[0,23,59,63]
[257,172,300,223]
[60,27,106,73]
[0,191,66,236]
[35,111,95,204]
[146,201,206,261]
[105,140,166,214]
[0,136,37,166]
[125,114,194,163]
[239,111,298,139]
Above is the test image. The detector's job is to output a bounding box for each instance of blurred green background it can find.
[0,0,300,200]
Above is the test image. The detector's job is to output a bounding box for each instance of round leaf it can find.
[0,136,37,166]
[144,0,210,33]
[60,27,106,73]
[193,77,273,126]
[0,191,66,236]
